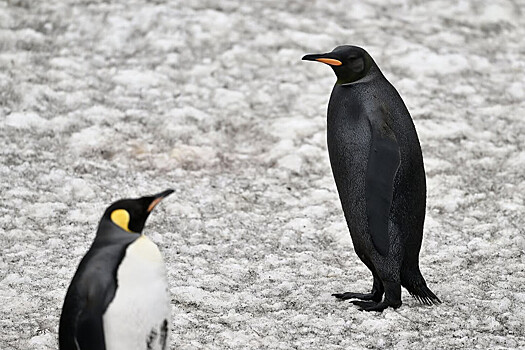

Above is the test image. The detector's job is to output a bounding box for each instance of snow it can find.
[68,125,115,155]
[1,0,525,349]
[4,112,48,130]
[395,50,471,77]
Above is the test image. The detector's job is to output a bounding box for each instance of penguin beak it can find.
[147,189,174,212]
[302,53,342,66]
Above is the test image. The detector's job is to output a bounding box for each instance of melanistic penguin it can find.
[59,189,174,349]
[303,46,440,311]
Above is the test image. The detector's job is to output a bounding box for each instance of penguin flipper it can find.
[366,109,400,256]
[75,305,106,349]
[60,286,107,350]
[64,280,109,350]
[60,252,118,350]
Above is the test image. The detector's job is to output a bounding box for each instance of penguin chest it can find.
[327,111,370,201]
[103,235,170,350]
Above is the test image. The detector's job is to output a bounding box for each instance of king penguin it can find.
[59,189,174,349]
[302,46,440,311]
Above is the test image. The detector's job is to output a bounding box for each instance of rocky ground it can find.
[1,0,524,349]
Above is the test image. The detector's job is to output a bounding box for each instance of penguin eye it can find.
[110,209,132,232]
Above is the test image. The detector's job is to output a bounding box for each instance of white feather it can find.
[103,235,170,350]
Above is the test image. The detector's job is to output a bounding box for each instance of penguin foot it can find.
[351,299,402,312]
[351,300,391,312]
[332,292,378,301]
[350,300,377,309]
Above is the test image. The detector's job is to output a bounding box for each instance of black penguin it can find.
[303,46,440,311]
[59,189,174,349]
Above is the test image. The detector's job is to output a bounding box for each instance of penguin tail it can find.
[407,284,441,306]
[401,270,441,306]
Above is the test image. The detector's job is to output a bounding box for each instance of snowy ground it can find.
[1,0,525,349]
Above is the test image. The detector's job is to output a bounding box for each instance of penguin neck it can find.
[95,219,140,242]
[337,64,382,86]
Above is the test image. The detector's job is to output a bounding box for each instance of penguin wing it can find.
[74,285,109,349]
[60,248,120,350]
[60,275,110,349]
[366,107,401,256]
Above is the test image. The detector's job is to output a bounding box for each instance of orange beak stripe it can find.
[147,197,163,212]
[316,58,342,66]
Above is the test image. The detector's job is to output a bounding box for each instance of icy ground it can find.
[1,0,524,349]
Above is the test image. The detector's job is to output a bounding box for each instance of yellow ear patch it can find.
[111,209,132,232]
[316,58,342,66]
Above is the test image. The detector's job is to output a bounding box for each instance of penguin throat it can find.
[336,69,370,85]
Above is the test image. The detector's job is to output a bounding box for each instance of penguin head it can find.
[302,45,375,85]
[102,189,174,234]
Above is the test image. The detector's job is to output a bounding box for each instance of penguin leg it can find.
[352,281,402,312]
[332,273,384,302]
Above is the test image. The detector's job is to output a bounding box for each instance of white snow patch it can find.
[277,154,303,173]
[212,88,249,110]
[4,112,48,130]
[507,81,525,100]
[113,69,165,89]
[395,49,470,76]
[424,157,454,173]
[27,202,68,219]
[451,84,477,96]
[165,202,201,218]
[504,151,525,167]
[285,217,313,232]
[264,139,295,162]
[308,189,336,204]
[285,30,335,50]
[16,28,45,45]
[269,117,320,140]
[68,125,113,155]
[433,188,466,213]
[417,119,471,140]
[480,3,516,23]
[59,178,97,201]
[325,221,352,246]
[26,333,55,349]
[170,144,219,169]
[49,57,84,71]
[81,105,125,124]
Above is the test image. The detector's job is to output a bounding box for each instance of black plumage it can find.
[59,221,136,349]
[303,46,440,311]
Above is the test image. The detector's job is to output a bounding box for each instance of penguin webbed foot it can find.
[332,292,381,302]
[351,300,392,312]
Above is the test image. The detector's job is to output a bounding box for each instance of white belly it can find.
[103,235,171,350]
